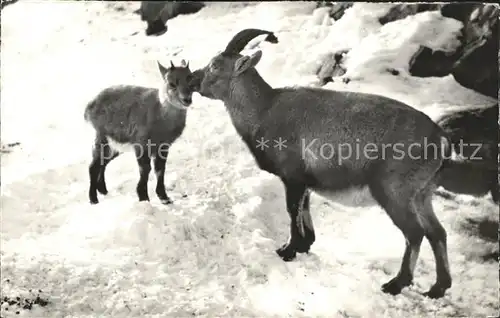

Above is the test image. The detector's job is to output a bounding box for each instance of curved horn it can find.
[223,28,278,54]
[170,60,175,69]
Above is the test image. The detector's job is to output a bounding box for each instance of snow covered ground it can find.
[1,2,498,317]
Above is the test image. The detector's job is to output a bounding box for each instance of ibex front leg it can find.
[134,142,151,202]
[276,182,315,261]
[153,146,173,205]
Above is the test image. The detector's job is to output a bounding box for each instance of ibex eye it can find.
[169,83,177,89]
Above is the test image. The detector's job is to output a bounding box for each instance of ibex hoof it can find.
[90,198,99,205]
[160,198,173,205]
[382,280,403,295]
[294,240,311,254]
[97,186,108,195]
[381,276,413,296]
[423,284,448,299]
[295,231,315,253]
[276,244,297,261]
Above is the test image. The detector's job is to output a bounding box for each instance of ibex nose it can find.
[180,96,192,106]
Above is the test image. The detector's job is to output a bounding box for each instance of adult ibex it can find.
[190,29,456,298]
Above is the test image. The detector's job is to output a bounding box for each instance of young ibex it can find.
[190,29,456,298]
[84,60,193,205]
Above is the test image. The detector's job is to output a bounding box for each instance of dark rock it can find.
[410,4,498,99]
[0,0,18,10]
[446,4,499,99]
[388,68,400,76]
[409,46,457,77]
[315,2,353,20]
[436,104,499,203]
[316,50,349,85]
[321,76,333,85]
[139,1,205,36]
[314,4,498,98]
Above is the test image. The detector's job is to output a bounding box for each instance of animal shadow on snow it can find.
[459,216,499,262]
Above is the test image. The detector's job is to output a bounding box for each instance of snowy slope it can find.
[1,2,498,317]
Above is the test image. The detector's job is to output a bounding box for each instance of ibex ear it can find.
[234,50,262,76]
[157,61,169,79]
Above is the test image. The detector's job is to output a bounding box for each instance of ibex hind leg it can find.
[294,190,315,253]
[97,141,120,195]
[413,187,451,299]
[369,175,425,296]
[89,133,109,204]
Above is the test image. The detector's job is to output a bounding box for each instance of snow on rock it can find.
[344,11,463,78]
[1,1,498,317]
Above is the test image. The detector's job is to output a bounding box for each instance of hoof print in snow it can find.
[387,68,400,76]
[0,142,21,154]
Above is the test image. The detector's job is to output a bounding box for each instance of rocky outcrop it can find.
[436,104,499,203]
[315,2,353,20]
[410,4,498,99]
[314,4,498,99]
[138,1,205,36]
[315,4,448,84]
